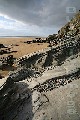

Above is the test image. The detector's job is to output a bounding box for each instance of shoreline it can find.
[0,36,46,38]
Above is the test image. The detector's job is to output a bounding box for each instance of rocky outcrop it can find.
[0,44,6,48]
[0,55,14,70]
[0,11,80,120]
[24,38,47,44]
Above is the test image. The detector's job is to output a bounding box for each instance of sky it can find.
[0,0,80,37]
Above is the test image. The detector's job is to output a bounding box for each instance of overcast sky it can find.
[0,0,79,36]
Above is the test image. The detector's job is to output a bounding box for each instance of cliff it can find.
[0,11,80,120]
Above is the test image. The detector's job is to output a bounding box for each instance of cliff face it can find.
[58,11,80,37]
[0,12,80,120]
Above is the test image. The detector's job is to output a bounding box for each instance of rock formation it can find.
[0,11,80,120]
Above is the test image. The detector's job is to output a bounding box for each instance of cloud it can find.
[0,0,80,27]
[0,14,58,36]
[0,0,80,36]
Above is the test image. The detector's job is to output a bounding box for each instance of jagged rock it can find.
[0,74,3,79]
[0,44,6,48]
[0,55,14,70]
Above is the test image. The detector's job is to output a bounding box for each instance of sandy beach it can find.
[0,37,48,58]
[0,37,49,77]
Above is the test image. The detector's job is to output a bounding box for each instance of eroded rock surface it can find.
[0,11,80,120]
